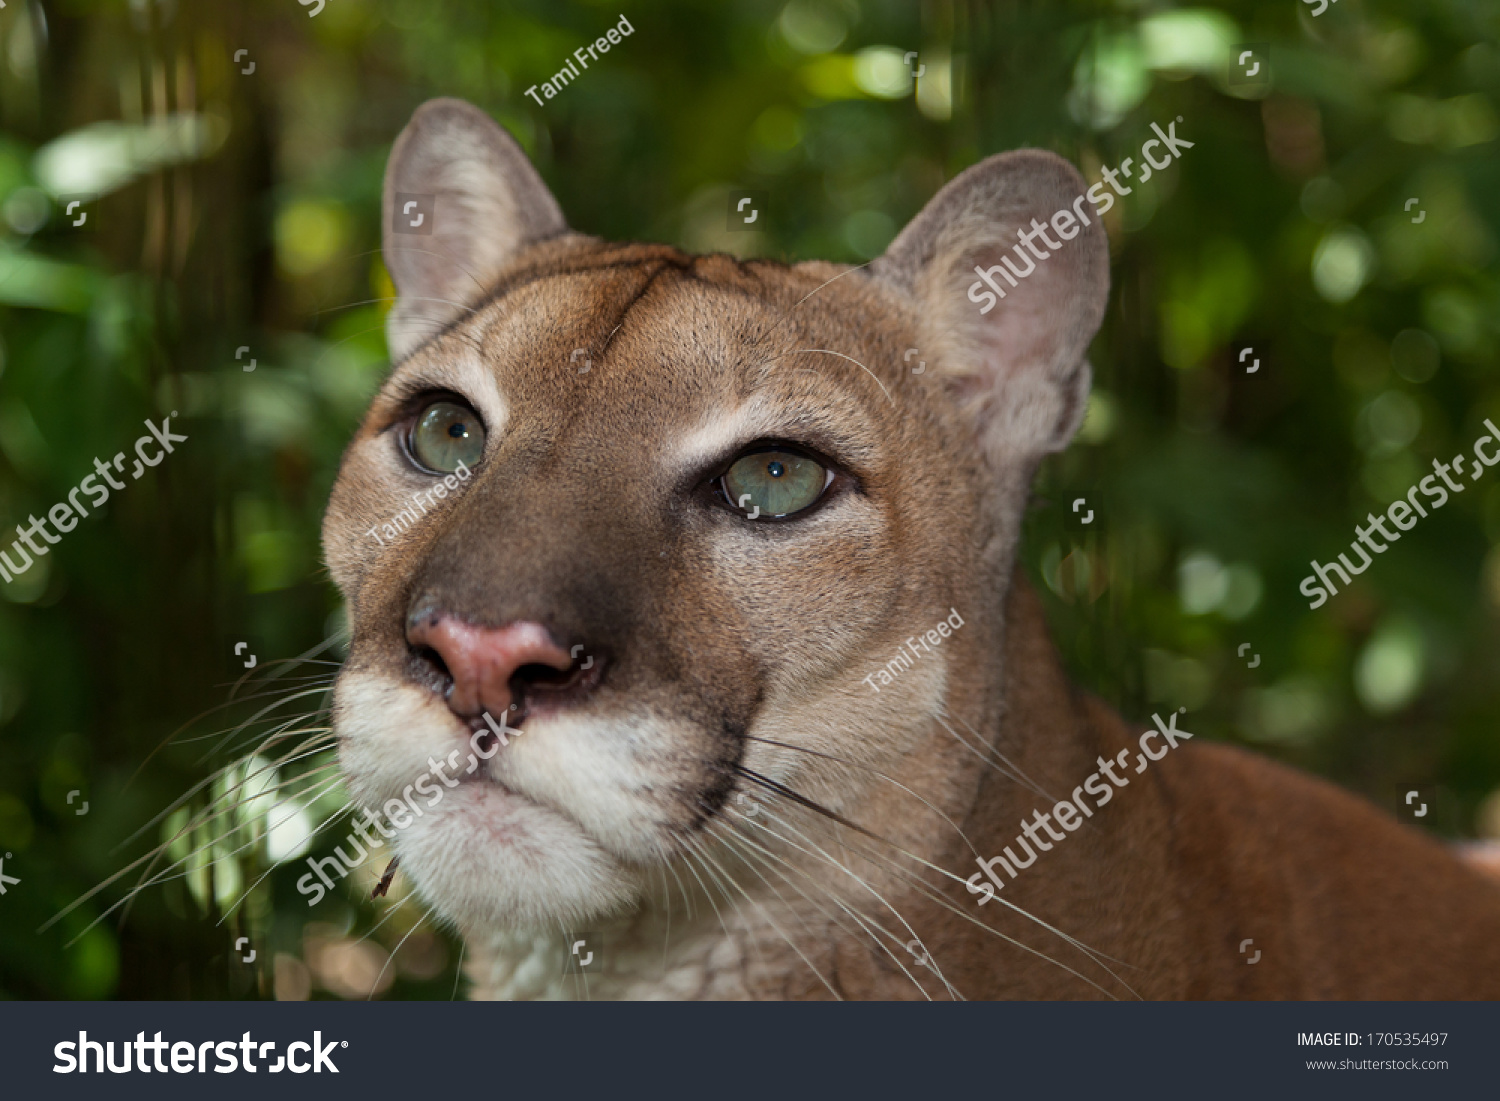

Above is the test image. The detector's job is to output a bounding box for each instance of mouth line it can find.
[439,722,629,859]
[436,716,555,807]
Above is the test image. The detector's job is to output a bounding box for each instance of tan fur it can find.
[321,99,1500,1000]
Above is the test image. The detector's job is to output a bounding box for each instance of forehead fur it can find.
[394,237,916,410]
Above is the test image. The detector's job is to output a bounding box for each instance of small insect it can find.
[371,857,400,899]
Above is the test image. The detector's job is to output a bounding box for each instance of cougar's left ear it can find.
[382,98,570,362]
[871,150,1110,463]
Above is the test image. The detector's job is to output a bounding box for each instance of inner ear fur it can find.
[382,97,570,362]
[872,149,1110,462]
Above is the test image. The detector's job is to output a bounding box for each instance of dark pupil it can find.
[447,422,467,439]
[767,461,785,478]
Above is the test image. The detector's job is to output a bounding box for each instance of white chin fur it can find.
[392,782,637,931]
[333,671,638,932]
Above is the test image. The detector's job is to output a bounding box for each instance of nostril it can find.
[514,661,575,688]
[406,643,454,697]
[413,643,450,679]
[510,651,605,710]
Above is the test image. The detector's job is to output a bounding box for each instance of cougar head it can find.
[322,97,1108,945]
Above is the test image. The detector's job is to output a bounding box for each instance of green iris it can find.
[723,449,827,518]
[410,400,485,473]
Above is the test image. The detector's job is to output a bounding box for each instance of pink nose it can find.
[406,616,574,718]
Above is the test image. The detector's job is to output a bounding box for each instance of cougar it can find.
[322,98,1500,1000]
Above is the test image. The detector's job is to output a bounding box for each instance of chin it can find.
[392,780,641,932]
[331,672,641,931]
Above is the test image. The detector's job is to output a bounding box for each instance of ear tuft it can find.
[382,98,569,361]
[873,149,1109,462]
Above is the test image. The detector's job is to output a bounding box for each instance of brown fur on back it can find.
[932,576,1500,999]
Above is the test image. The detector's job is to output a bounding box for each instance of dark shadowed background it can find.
[1,0,1497,998]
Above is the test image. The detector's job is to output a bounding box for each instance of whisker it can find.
[366,913,431,1001]
[745,259,877,361]
[719,812,944,999]
[675,842,733,945]
[124,668,334,791]
[834,825,1136,993]
[931,708,1056,804]
[359,244,494,305]
[100,774,349,941]
[687,828,842,1000]
[212,778,352,925]
[49,758,341,935]
[656,863,672,975]
[734,760,1131,979]
[663,849,695,923]
[121,773,350,927]
[195,685,336,762]
[752,345,894,405]
[730,803,957,1000]
[707,825,841,944]
[710,822,901,999]
[111,734,336,857]
[745,734,985,860]
[945,706,1063,807]
[450,938,467,1000]
[226,632,345,700]
[733,765,884,843]
[683,834,770,977]
[726,783,1129,998]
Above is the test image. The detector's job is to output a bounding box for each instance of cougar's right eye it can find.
[409,399,485,474]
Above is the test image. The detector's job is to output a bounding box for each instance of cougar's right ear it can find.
[382,98,569,362]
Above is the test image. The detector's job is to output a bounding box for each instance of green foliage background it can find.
[0,0,1497,998]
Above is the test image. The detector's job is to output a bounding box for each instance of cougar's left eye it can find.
[409,399,485,473]
[721,448,830,519]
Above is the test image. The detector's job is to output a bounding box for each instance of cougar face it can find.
[324,99,1104,952]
